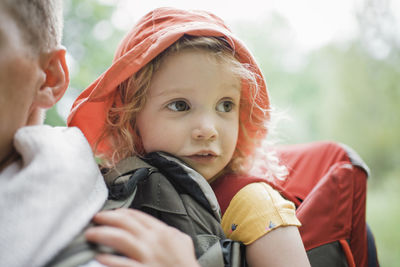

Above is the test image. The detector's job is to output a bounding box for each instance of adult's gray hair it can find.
[2,0,63,53]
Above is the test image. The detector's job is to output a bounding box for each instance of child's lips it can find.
[184,152,218,164]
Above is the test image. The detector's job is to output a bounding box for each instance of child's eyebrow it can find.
[150,79,241,98]
[151,87,193,98]
[222,83,241,95]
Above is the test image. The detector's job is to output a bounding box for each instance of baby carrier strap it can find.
[212,141,379,267]
[48,152,246,267]
[126,152,227,258]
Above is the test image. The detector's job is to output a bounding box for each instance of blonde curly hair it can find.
[97,35,287,180]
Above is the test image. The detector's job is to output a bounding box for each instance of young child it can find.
[68,7,310,267]
[0,2,199,267]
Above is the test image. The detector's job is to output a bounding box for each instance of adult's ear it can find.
[34,47,70,109]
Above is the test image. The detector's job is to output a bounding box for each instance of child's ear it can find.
[34,47,69,109]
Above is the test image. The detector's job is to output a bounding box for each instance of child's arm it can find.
[246,225,310,267]
[85,208,200,267]
[221,182,310,266]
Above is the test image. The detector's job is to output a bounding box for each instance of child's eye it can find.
[167,100,190,111]
[216,100,234,112]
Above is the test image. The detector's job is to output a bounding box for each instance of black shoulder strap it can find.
[47,154,247,267]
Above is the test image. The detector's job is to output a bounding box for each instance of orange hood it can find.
[67,7,270,156]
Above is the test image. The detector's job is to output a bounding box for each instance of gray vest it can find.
[47,153,246,267]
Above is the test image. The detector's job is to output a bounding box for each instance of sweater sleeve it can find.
[0,126,107,267]
[221,182,301,245]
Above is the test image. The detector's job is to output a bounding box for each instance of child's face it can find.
[0,7,45,166]
[136,49,240,181]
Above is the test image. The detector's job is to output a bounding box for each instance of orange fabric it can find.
[212,173,300,215]
[67,7,269,156]
[221,182,301,245]
[339,239,356,267]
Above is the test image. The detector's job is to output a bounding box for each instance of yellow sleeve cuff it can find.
[221,182,301,245]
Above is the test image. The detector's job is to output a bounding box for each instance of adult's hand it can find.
[85,208,200,267]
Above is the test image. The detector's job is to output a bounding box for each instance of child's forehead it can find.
[163,47,230,62]
[150,82,241,96]
[145,49,240,95]
[158,49,239,75]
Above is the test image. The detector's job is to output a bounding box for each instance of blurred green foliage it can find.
[47,0,399,265]
[62,0,123,90]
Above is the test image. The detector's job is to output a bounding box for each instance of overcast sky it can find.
[97,0,399,52]
[59,0,399,121]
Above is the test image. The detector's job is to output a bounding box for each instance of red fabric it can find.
[211,141,368,267]
[296,162,354,249]
[274,141,350,201]
[67,7,269,158]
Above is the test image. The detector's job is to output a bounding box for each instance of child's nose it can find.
[192,120,218,141]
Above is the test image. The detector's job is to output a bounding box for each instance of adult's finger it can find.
[96,253,141,267]
[92,209,147,236]
[95,209,169,230]
[85,226,147,261]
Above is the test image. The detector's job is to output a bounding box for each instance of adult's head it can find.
[1,0,64,53]
[0,0,69,170]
